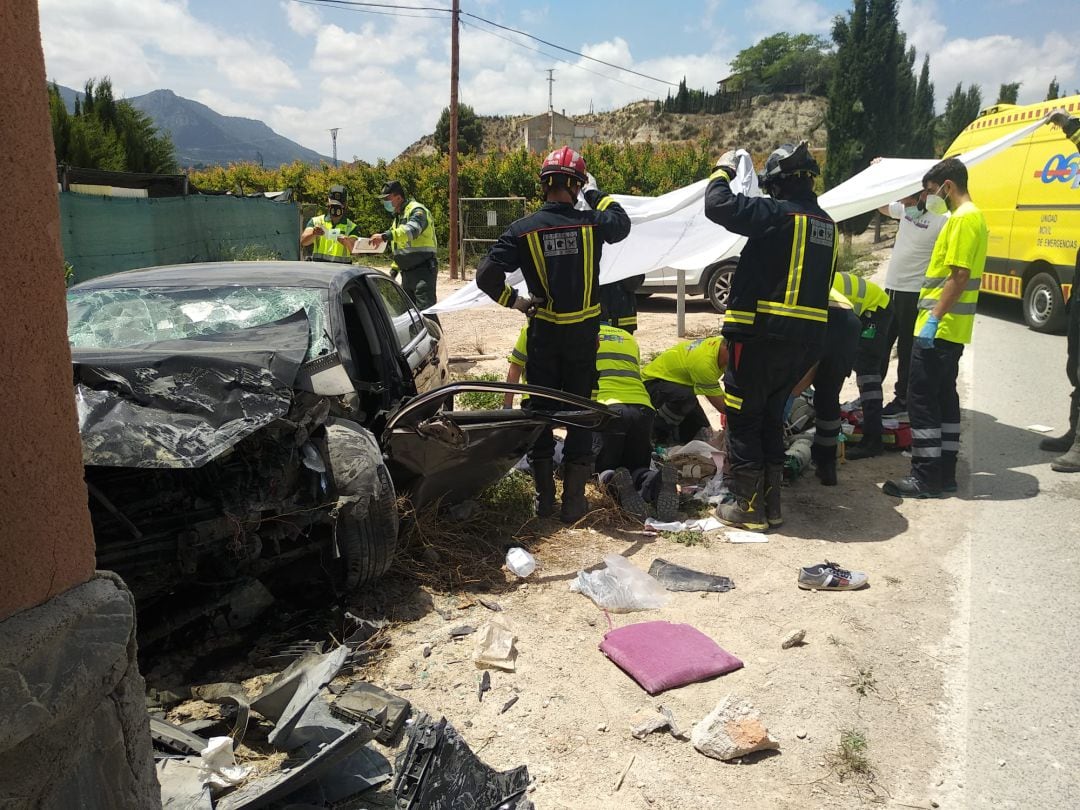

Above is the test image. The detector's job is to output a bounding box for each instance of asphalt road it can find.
[963,296,1080,807]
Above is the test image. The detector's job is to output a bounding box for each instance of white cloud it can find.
[744,0,835,38]
[898,0,1077,110]
[39,0,299,99]
[284,0,321,36]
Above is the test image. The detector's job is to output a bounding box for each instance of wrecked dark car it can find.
[68,262,610,618]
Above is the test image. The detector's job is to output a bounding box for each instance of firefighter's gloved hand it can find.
[714,150,739,178]
[1049,109,1070,128]
[915,315,940,349]
[582,172,598,195]
[511,292,543,316]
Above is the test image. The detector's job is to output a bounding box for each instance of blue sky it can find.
[39,0,1076,163]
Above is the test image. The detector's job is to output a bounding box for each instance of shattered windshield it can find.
[67,286,333,360]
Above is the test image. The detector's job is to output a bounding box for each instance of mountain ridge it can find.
[54,84,330,168]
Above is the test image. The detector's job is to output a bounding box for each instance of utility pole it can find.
[546,68,556,148]
[448,0,460,279]
[328,128,340,167]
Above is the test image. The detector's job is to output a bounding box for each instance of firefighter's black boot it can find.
[531,458,556,518]
[764,463,784,529]
[812,444,838,486]
[560,461,593,523]
[1040,402,1078,452]
[1051,433,1080,473]
[715,467,768,532]
[845,433,883,460]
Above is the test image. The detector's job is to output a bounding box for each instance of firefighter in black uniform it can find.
[704,142,837,531]
[476,147,632,522]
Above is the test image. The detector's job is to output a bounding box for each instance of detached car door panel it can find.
[382,382,613,509]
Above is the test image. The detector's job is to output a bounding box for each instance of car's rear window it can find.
[67,286,333,360]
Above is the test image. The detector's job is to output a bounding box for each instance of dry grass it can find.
[391,472,642,594]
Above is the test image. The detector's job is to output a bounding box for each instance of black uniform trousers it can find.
[644,379,709,445]
[812,309,861,461]
[525,317,599,464]
[855,306,893,438]
[880,289,919,405]
[908,338,964,490]
[725,337,820,471]
[1065,266,1079,418]
[595,404,655,474]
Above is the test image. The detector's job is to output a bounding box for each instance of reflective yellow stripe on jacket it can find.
[592,325,653,408]
[311,214,355,263]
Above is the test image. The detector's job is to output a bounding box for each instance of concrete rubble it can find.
[691,694,780,761]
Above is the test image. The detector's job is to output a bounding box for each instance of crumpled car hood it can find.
[73,311,310,469]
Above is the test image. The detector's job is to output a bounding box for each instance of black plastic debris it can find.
[479,599,503,613]
[449,625,477,638]
[500,695,519,715]
[478,671,491,702]
[331,682,412,745]
[215,721,385,810]
[648,559,735,593]
[393,713,531,810]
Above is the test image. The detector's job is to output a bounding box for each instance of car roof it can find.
[71,261,384,290]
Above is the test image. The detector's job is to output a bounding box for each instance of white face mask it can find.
[924,184,949,216]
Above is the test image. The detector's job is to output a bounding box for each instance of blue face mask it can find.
[904,205,921,219]
[382,200,395,213]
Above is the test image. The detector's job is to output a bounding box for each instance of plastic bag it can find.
[197,736,251,792]
[473,615,518,671]
[505,547,536,577]
[569,554,671,612]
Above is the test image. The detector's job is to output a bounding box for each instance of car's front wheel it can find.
[706,261,736,313]
[324,419,399,591]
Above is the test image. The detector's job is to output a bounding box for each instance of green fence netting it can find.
[60,193,301,283]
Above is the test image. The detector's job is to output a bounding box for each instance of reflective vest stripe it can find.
[919,299,978,315]
[534,305,601,324]
[757,300,829,322]
[597,368,640,379]
[921,276,983,291]
[725,309,756,325]
[596,196,615,211]
[392,201,437,255]
[785,215,807,305]
[583,226,594,314]
[498,286,514,306]
[311,215,354,262]
[525,232,551,300]
[724,391,743,411]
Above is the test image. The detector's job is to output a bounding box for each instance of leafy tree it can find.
[825,0,910,188]
[1047,76,1060,100]
[729,33,834,96]
[434,103,483,154]
[996,82,1021,104]
[939,82,983,148]
[48,78,176,173]
[910,55,936,156]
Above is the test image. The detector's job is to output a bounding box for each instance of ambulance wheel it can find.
[1023,272,1066,333]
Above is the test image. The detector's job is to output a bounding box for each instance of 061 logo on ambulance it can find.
[1036,153,1080,185]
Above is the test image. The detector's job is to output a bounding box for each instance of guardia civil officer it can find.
[300,185,358,262]
[369,180,438,311]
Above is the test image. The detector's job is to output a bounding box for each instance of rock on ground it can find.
[691,694,779,761]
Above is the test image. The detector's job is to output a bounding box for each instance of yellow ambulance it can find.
[944,94,1079,331]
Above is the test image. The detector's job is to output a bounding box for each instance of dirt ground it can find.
[151,228,972,809]
[356,238,966,810]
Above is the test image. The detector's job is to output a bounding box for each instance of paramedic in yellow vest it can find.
[641,336,728,445]
[369,180,438,311]
[884,158,988,499]
[832,272,894,460]
[300,185,358,263]
[504,322,677,521]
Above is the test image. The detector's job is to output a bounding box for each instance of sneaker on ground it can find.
[798,561,869,591]
[881,398,909,421]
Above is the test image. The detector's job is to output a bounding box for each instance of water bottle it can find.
[505,547,536,578]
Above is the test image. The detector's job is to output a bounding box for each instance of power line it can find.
[290,0,449,20]
[291,0,676,89]
[460,19,657,95]
[461,11,677,87]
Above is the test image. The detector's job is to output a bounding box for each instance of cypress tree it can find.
[911,55,936,156]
